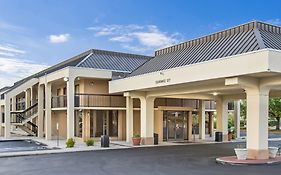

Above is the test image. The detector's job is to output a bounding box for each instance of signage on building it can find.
[155,78,171,84]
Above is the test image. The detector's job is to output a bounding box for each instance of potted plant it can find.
[268,147,278,158]
[132,133,141,146]
[234,144,247,160]
[228,128,233,141]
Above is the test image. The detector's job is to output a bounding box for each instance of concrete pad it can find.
[216,156,281,165]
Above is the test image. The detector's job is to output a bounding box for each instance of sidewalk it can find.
[1,136,281,158]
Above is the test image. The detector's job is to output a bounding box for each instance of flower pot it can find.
[269,147,278,159]
[228,133,233,141]
[234,148,247,160]
[132,137,141,146]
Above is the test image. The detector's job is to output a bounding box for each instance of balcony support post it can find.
[45,83,52,140]
[67,77,75,139]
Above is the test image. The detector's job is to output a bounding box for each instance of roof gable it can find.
[77,49,152,72]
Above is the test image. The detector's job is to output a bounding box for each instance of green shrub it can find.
[66,138,75,148]
[86,139,94,146]
[133,133,140,138]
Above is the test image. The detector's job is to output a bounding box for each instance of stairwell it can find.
[10,103,38,136]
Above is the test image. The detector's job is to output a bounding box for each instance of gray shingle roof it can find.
[77,49,152,72]
[129,21,281,77]
[4,49,151,93]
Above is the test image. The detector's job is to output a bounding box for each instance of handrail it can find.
[10,103,38,123]
[11,102,38,114]
[27,121,38,136]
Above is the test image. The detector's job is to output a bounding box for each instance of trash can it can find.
[215,132,223,142]
[101,135,110,147]
[154,133,158,145]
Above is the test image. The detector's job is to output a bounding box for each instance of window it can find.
[75,85,80,94]
[56,89,61,96]
[63,87,67,95]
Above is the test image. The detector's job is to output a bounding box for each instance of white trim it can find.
[75,53,93,67]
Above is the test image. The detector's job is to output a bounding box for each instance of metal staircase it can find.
[10,103,38,136]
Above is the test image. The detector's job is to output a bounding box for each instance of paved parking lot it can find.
[0,141,281,175]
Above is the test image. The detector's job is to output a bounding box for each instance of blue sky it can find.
[0,0,280,87]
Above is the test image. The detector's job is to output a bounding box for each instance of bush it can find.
[86,139,94,146]
[66,138,75,148]
[133,133,140,138]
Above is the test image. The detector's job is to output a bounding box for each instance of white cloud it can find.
[0,44,26,55]
[0,21,25,31]
[0,44,48,88]
[87,24,181,53]
[265,19,281,25]
[0,57,48,88]
[109,36,132,42]
[132,31,179,48]
[49,33,70,43]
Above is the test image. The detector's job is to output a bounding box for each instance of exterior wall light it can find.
[63,77,69,82]
[160,72,164,76]
[212,92,218,96]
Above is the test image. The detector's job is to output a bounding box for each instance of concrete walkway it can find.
[1,135,281,158]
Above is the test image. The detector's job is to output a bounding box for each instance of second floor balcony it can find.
[51,94,126,108]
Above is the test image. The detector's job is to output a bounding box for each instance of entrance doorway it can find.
[89,110,118,138]
[163,111,188,141]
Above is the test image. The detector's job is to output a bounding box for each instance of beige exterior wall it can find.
[133,110,140,135]
[82,79,109,94]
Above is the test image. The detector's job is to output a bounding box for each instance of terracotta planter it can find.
[269,147,278,158]
[234,148,247,160]
[132,137,141,146]
[228,133,233,141]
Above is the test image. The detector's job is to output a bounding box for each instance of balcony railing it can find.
[51,94,126,108]
[74,94,126,108]
[51,95,67,108]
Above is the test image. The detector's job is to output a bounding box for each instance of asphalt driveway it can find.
[0,141,281,175]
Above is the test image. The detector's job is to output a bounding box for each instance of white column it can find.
[67,77,75,139]
[30,86,33,105]
[37,84,44,138]
[45,83,52,140]
[216,97,228,141]
[246,89,269,159]
[126,96,133,142]
[234,100,241,138]
[25,88,31,108]
[198,100,205,140]
[140,97,155,145]
[187,111,193,141]
[4,96,11,138]
[118,110,125,140]
[11,96,16,111]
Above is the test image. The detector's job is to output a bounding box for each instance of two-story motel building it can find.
[1,21,281,159]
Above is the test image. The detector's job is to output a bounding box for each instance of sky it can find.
[0,0,280,88]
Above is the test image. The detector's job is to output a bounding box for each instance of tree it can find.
[269,97,281,130]
[240,100,247,128]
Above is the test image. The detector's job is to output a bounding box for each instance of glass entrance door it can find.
[164,111,187,141]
